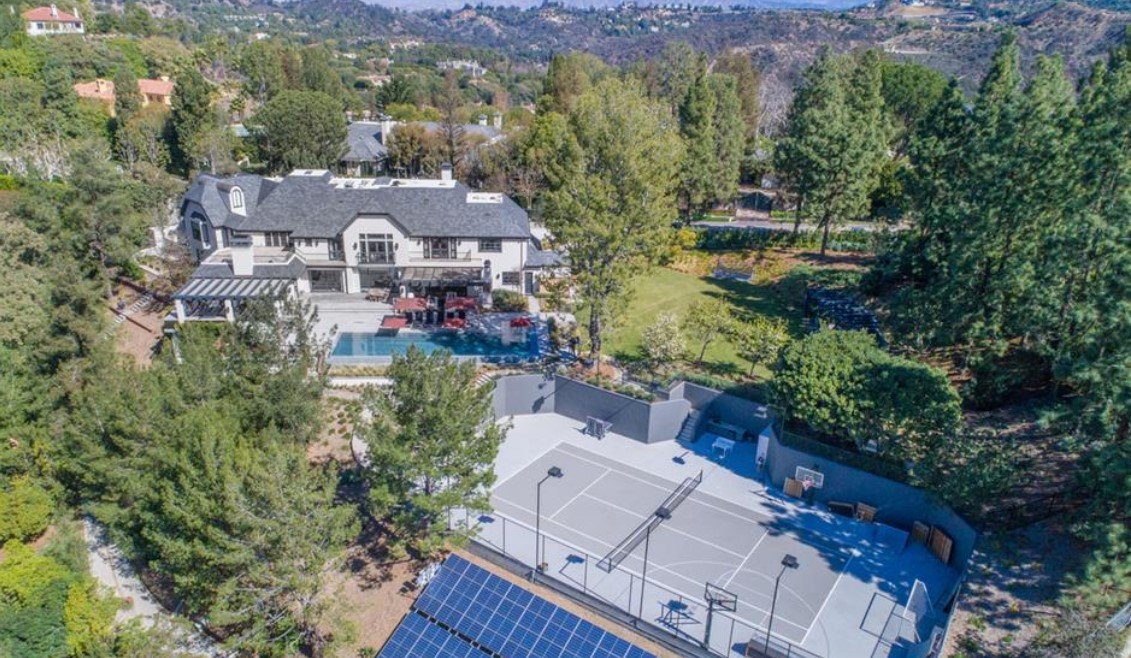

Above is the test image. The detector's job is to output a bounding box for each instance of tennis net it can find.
[596,470,703,572]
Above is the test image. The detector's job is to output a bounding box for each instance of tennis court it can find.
[487,442,855,651]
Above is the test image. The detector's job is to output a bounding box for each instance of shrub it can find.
[491,289,528,312]
[773,330,960,462]
[0,476,54,543]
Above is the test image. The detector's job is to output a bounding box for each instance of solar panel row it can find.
[378,555,656,658]
[378,611,485,658]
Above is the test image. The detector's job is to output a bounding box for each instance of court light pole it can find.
[534,466,563,577]
[765,554,800,656]
[639,507,672,619]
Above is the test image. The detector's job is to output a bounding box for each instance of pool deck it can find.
[310,293,392,341]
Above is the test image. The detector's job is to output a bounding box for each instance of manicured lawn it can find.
[600,267,805,380]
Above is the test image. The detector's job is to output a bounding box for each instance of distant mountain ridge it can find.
[362,0,867,9]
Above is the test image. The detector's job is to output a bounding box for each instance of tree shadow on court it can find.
[754,496,956,612]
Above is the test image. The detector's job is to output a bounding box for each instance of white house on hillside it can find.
[174,168,562,323]
[23,5,84,36]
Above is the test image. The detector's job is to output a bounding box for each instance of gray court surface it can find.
[487,443,854,649]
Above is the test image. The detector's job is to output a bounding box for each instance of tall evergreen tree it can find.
[170,67,214,174]
[777,49,889,254]
[360,347,505,557]
[543,78,683,366]
[678,71,718,217]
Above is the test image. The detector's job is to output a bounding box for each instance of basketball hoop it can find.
[703,582,739,650]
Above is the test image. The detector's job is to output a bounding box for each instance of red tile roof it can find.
[138,78,174,97]
[22,6,81,22]
[72,79,115,102]
[73,78,174,103]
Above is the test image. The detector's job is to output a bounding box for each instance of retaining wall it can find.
[766,438,978,569]
[492,373,976,568]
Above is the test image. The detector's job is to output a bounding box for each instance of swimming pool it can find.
[330,330,538,363]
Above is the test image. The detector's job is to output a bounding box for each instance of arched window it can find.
[229,186,245,213]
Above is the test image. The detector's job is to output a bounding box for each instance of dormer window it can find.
[229,186,245,215]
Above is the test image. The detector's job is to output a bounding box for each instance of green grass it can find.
[601,267,805,381]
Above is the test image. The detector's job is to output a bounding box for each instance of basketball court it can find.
[488,442,855,649]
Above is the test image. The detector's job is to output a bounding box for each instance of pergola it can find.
[173,277,293,322]
[398,266,487,287]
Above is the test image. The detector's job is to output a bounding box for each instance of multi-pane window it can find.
[423,237,457,260]
[478,238,502,253]
[360,233,395,264]
[265,232,288,247]
[501,271,521,286]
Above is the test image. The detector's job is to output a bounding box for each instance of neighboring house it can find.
[437,59,486,78]
[73,77,175,116]
[338,114,504,177]
[174,168,560,322]
[23,4,84,36]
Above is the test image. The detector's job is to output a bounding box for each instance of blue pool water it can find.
[331,330,537,361]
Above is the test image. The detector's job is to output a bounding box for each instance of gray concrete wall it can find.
[492,373,556,418]
[647,398,693,443]
[677,382,775,437]
[767,438,978,568]
[552,375,656,443]
[491,375,976,567]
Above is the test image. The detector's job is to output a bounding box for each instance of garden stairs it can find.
[676,409,702,443]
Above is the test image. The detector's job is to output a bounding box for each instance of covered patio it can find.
[173,277,294,322]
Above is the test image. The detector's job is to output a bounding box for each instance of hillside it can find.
[255,0,1129,87]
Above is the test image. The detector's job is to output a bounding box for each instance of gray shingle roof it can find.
[189,258,307,280]
[417,122,502,142]
[342,121,389,163]
[194,171,530,240]
[524,247,566,269]
[183,173,276,229]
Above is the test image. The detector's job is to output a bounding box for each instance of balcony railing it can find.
[406,250,477,264]
[358,251,395,265]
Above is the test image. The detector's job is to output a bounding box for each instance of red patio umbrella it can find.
[509,316,533,328]
[445,297,478,312]
[393,297,427,313]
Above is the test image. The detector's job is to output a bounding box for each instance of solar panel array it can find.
[377,555,655,658]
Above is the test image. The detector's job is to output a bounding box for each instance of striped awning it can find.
[174,277,291,302]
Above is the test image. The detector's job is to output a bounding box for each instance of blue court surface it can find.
[377,554,656,658]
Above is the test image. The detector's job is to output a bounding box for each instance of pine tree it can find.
[171,67,214,174]
[112,66,142,120]
[678,72,718,218]
[709,74,746,205]
[360,347,505,557]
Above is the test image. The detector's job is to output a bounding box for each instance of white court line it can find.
[721,528,770,589]
[577,492,748,560]
[549,470,611,522]
[555,444,774,527]
[799,554,855,646]
[491,442,568,491]
[492,495,813,633]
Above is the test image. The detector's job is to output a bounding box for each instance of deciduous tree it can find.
[543,78,682,367]
[254,90,346,173]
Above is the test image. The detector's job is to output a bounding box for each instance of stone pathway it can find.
[83,517,227,656]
